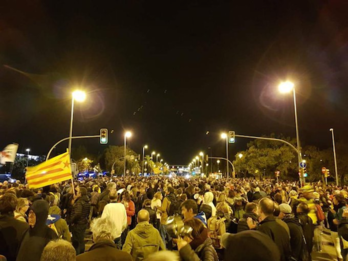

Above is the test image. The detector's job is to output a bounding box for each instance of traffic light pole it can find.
[46,135,100,160]
[209,157,235,178]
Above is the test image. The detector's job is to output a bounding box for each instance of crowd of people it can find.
[0,175,347,261]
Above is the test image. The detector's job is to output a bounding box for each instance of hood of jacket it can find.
[30,200,49,230]
[48,206,61,215]
[195,237,213,253]
[283,214,301,226]
[133,221,157,239]
[242,212,258,221]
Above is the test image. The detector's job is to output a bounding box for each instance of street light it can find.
[142,145,148,174]
[156,153,160,163]
[221,132,229,178]
[199,151,204,174]
[151,151,156,160]
[238,153,243,159]
[68,90,86,162]
[26,148,30,167]
[217,160,220,172]
[278,81,303,185]
[124,131,132,176]
[330,128,339,186]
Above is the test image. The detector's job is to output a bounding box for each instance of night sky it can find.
[1,0,348,166]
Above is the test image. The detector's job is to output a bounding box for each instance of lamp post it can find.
[221,133,229,178]
[68,90,86,160]
[330,128,339,186]
[142,145,148,175]
[278,81,303,185]
[156,153,160,163]
[124,131,132,177]
[199,152,204,174]
[26,148,30,167]
[151,151,156,161]
[217,160,220,173]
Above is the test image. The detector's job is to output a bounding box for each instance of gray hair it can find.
[40,239,75,261]
[91,217,115,242]
[145,251,180,261]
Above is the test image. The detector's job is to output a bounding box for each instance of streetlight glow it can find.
[238,153,243,159]
[278,81,294,94]
[72,90,86,102]
[144,145,148,149]
[221,133,227,139]
[125,131,132,138]
[199,152,203,156]
[26,148,30,152]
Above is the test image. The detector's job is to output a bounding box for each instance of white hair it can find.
[145,251,180,261]
[40,239,75,261]
[91,217,115,242]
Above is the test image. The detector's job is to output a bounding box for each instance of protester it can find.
[123,209,165,260]
[40,239,76,261]
[17,200,58,261]
[76,217,132,261]
[0,193,29,261]
[181,199,207,226]
[14,198,29,222]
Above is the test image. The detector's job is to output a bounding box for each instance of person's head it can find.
[154,192,163,200]
[296,202,309,215]
[145,250,180,261]
[204,192,214,204]
[218,193,226,203]
[16,198,29,214]
[29,200,49,228]
[137,209,150,223]
[180,194,187,202]
[167,187,174,194]
[224,231,280,261]
[216,202,230,215]
[122,191,131,202]
[40,239,76,261]
[143,199,152,208]
[278,203,292,219]
[181,199,198,220]
[258,197,275,221]
[245,202,258,214]
[0,193,17,215]
[109,190,118,202]
[183,218,206,244]
[107,182,117,192]
[333,194,346,206]
[177,188,183,195]
[91,217,115,242]
[274,193,282,205]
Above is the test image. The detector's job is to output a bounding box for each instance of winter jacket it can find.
[158,193,175,225]
[123,221,165,261]
[298,213,314,256]
[257,216,291,261]
[48,206,71,241]
[0,214,29,261]
[200,204,213,220]
[77,240,132,261]
[143,207,157,227]
[17,200,58,261]
[179,237,218,261]
[283,215,304,260]
[195,212,207,226]
[70,195,91,226]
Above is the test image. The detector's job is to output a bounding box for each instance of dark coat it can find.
[143,207,157,227]
[0,214,29,261]
[70,195,91,225]
[17,200,58,261]
[298,213,314,256]
[257,216,290,261]
[179,238,218,261]
[77,240,132,261]
[200,204,213,220]
[283,215,304,260]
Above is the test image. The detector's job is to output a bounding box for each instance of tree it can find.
[104,146,140,176]
[233,134,298,180]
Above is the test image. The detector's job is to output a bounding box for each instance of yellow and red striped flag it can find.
[26,152,72,189]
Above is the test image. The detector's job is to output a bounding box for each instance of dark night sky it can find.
[1,0,348,166]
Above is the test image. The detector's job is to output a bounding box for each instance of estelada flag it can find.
[26,151,72,189]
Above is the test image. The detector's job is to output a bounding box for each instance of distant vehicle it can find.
[0,174,16,183]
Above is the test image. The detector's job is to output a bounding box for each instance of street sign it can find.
[299,162,307,168]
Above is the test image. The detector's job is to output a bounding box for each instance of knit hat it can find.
[223,231,280,261]
[279,203,292,214]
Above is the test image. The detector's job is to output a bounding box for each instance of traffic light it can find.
[228,131,235,143]
[303,167,307,177]
[100,128,108,144]
[205,155,209,161]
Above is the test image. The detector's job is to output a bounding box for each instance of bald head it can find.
[259,197,275,216]
[138,209,150,223]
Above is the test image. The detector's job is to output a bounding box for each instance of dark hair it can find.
[177,188,183,195]
[273,202,280,217]
[168,187,174,194]
[181,194,187,202]
[80,187,88,196]
[297,202,309,214]
[181,199,198,214]
[245,202,257,214]
[184,218,205,239]
[274,194,282,205]
[258,198,275,216]
[334,194,347,206]
[0,193,17,214]
[123,191,131,201]
[143,199,151,207]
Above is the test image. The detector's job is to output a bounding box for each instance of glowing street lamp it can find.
[142,145,148,174]
[278,81,303,184]
[156,153,160,163]
[68,90,86,160]
[124,131,132,176]
[26,148,30,167]
[238,153,243,159]
[151,151,156,160]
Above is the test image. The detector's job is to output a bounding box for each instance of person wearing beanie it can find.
[279,203,304,261]
[223,231,280,261]
[17,199,58,261]
[70,186,91,254]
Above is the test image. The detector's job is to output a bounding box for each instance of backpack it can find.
[208,216,226,249]
[48,222,59,236]
[234,209,245,220]
[168,196,181,216]
[315,204,325,222]
[46,214,60,237]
